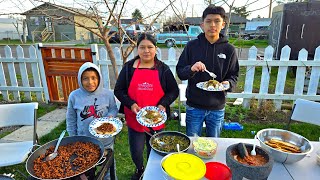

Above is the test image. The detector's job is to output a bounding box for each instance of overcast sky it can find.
[0,0,278,20]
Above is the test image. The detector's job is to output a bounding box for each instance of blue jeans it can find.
[186,105,225,137]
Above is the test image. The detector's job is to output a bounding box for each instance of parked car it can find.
[156,26,203,47]
[108,24,138,43]
[242,25,270,40]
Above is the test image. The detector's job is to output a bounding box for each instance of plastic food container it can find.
[205,162,231,180]
[161,152,206,180]
[193,137,217,159]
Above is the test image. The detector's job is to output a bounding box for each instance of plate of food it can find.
[136,106,167,127]
[196,79,229,91]
[89,117,123,138]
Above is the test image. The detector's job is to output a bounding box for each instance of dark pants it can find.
[128,127,152,170]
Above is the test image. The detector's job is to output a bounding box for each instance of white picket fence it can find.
[0,44,319,110]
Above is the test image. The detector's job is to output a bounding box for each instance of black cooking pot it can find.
[26,136,105,180]
[149,131,191,156]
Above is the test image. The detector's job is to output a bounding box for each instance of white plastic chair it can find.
[0,102,38,167]
[178,84,205,131]
[287,98,320,129]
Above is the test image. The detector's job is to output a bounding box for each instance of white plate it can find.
[196,81,229,91]
[136,106,167,127]
[89,117,123,138]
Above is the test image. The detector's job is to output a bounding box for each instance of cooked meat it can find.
[33,141,100,179]
[96,122,116,134]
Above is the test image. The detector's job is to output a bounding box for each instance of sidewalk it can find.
[0,107,67,142]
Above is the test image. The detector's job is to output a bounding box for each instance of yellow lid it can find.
[162,153,206,180]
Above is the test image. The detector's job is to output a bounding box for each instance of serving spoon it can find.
[45,130,66,161]
[251,135,257,156]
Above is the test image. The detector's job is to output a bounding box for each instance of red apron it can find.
[124,60,165,132]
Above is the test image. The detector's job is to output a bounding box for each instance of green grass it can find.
[1,112,319,179]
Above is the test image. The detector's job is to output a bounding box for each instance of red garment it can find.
[124,60,165,132]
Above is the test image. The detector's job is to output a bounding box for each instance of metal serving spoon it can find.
[45,130,66,161]
[204,69,217,79]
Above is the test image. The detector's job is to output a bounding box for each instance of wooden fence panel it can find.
[5,46,20,101]
[274,45,290,110]
[243,46,257,108]
[17,45,31,101]
[0,53,9,101]
[307,47,320,95]
[294,49,308,95]
[259,46,273,105]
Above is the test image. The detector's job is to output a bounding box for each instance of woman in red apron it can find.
[114,33,179,180]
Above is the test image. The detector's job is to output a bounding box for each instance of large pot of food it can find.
[26,135,105,179]
[149,131,191,156]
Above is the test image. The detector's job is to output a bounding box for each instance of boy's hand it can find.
[131,103,141,114]
[157,105,166,112]
[221,81,230,90]
[191,61,206,72]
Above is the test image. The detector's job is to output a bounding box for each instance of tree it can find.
[18,0,174,80]
[232,6,250,18]
[204,0,215,5]
[132,9,143,21]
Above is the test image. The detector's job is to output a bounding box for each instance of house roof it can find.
[21,2,90,16]
[185,14,247,25]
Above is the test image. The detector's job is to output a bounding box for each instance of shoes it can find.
[131,167,144,180]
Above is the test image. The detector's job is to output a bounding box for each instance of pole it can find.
[268,0,272,18]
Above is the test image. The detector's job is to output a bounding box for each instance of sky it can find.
[0,0,279,20]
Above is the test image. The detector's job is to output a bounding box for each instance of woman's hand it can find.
[191,61,206,72]
[221,81,230,89]
[157,105,166,112]
[131,103,141,114]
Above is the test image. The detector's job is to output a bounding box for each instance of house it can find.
[22,2,99,42]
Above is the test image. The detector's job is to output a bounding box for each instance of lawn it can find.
[1,103,319,179]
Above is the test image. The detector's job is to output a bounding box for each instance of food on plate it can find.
[95,122,116,134]
[142,110,163,124]
[264,138,301,153]
[204,80,224,90]
[152,135,189,152]
[33,142,100,179]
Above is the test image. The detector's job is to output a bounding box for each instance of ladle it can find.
[45,130,66,161]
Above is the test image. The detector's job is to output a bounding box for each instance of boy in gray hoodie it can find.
[66,62,118,179]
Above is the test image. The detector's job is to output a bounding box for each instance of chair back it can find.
[291,99,320,126]
[0,102,38,128]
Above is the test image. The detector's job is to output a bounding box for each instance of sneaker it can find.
[131,167,144,180]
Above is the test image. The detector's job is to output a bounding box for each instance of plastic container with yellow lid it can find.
[161,152,206,180]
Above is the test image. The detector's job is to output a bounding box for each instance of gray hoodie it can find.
[66,62,118,147]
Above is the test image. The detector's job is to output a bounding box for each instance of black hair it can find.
[137,33,157,47]
[202,5,226,22]
[82,67,100,82]
[133,33,160,67]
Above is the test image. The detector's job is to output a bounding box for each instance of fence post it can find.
[258,46,274,106]
[157,48,162,60]
[168,47,176,76]
[29,45,43,101]
[0,53,9,101]
[5,45,20,101]
[17,45,31,101]
[91,44,99,65]
[99,47,110,89]
[243,46,257,108]
[274,45,290,110]
[36,43,50,103]
[294,49,308,96]
[307,46,320,95]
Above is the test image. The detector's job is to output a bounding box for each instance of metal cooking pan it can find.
[26,136,105,180]
[149,131,191,156]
